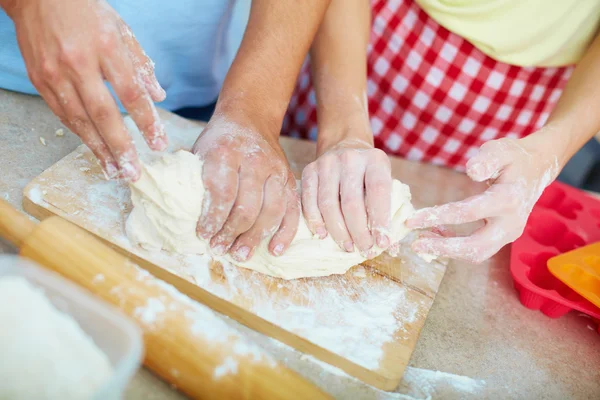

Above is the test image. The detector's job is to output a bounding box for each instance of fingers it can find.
[101,42,167,152]
[77,76,140,180]
[210,168,264,256]
[365,151,392,248]
[406,189,503,229]
[411,220,510,263]
[317,156,354,252]
[269,181,300,256]
[301,163,327,238]
[339,157,373,255]
[51,82,118,178]
[229,175,286,262]
[118,21,166,102]
[196,148,239,240]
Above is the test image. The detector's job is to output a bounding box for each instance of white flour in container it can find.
[0,277,113,400]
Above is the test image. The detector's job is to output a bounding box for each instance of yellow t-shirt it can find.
[415,0,600,67]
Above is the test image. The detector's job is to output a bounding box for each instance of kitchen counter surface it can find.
[1,89,599,399]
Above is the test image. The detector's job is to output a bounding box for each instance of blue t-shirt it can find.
[0,0,246,110]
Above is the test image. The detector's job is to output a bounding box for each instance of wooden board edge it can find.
[22,192,403,391]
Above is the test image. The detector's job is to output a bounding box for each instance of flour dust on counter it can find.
[269,339,486,400]
[0,276,112,400]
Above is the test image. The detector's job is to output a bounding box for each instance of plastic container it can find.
[548,242,600,309]
[0,255,143,399]
[510,181,600,321]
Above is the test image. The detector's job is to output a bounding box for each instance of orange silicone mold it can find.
[510,181,600,320]
[548,243,600,309]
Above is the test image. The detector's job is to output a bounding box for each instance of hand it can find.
[191,113,299,262]
[406,137,560,263]
[301,138,393,256]
[7,0,166,180]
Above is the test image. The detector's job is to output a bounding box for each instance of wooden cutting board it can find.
[22,110,447,391]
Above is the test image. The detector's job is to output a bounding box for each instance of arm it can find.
[407,34,600,263]
[1,0,166,181]
[192,0,331,261]
[527,33,600,165]
[301,0,394,256]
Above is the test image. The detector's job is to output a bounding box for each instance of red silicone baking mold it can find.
[510,181,600,320]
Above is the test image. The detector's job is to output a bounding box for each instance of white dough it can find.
[126,150,417,279]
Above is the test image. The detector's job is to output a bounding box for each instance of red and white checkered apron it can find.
[283,0,574,171]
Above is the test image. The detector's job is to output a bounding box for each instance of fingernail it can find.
[316,226,327,239]
[361,247,378,259]
[344,241,354,252]
[376,234,390,248]
[153,82,167,102]
[273,243,284,256]
[151,134,168,151]
[233,246,250,261]
[103,163,119,180]
[119,161,140,182]
[212,244,226,256]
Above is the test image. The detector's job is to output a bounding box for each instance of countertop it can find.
[1,88,599,399]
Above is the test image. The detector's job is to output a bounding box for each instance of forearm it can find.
[0,0,14,10]
[216,0,330,140]
[310,0,371,154]
[526,33,600,168]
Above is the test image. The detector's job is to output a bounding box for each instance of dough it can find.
[126,150,416,279]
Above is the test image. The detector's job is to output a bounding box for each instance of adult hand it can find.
[407,137,560,263]
[6,0,166,180]
[191,114,299,262]
[301,137,393,257]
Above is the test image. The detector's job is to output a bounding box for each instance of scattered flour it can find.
[134,297,167,325]
[0,276,112,400]
[400,367,485,399]
[55,128,65,137]
[92,273,105,284]
[109,264,277,379]
[213,357,239,379]
[284,342,485,399]
[28,185,43,204]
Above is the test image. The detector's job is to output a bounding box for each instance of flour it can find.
[281,341,486,399]
[28,185,43,204]
[213,357,239,379]
[0,276,113,400]
[400,367,485,399]
[134,297,167,326]
[108,264,277,379]
[182,255,427,370]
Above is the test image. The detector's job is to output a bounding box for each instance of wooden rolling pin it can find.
[0,199,330,400]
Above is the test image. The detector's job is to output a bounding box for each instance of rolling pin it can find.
[0,199,330,400]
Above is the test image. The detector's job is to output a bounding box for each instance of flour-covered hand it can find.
[407,137,560,263]
[191,114,299,262]
[4,0,166,180]
[302,139,392,256]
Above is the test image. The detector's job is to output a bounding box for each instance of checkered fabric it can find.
[283,0,574,171]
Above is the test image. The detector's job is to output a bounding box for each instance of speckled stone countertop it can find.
[1,88,599,399]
